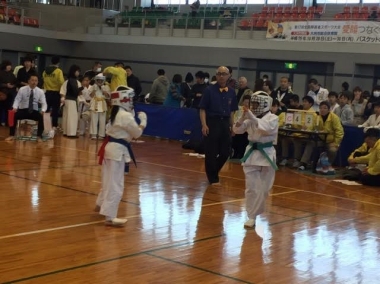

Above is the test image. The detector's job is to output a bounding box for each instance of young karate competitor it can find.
[96,87,147,226]
[90,73,110,140]
[233,92,278,228]
[77,75,92,136]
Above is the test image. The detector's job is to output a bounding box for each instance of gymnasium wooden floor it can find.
[0,128,379,284]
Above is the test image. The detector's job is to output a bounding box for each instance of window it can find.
[246,0,266,4]
[316,0,359,3]
[267,0,293,4]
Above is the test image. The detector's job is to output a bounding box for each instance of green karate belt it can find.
[240,141,278,170]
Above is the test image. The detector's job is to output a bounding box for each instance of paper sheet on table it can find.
[333,180,362,185]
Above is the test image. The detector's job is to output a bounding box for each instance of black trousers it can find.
[9,109,44,137]
[204,116,231,184]
[45,91,60,127]
[361,174,380,186]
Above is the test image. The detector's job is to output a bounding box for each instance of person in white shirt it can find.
[307,78,329,112]
[233,93,278,229]
[5,74,47,142]
[96,87,147,226]
[77,75,92,136]
[359,102,380,131]
[90,73,110,140]
[334,92,354,125]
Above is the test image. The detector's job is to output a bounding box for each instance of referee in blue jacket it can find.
[199,66,239,185]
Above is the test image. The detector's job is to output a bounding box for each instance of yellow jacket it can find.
[348,142,369,160]
[103,66,127,92]
[318,112,344,145]
[353,140,380,175]
[42,66,64,91]
[278,112,285,127]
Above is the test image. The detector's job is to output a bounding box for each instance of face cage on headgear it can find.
[250,94,271,116]
[111,89,135,112]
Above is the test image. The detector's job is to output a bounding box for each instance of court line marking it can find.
[0,190,302,241]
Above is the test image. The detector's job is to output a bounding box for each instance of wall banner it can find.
[266,21,380,43]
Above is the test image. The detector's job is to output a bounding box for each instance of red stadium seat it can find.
[299,13,307,20]
[361,6,369,13]
[284,7,291,14]
[12,14,20,24]
[352,13,360,20]
[307,6,315,14]
[306,13,314,20]
[334,13,343,20]
[291,13,299,21]
[283,13,291,21]
[261,6,268,13]
[343,13,351,19]
[300,7,307,13]
[291,7,298,14]
[276,7,283,14]
[252,13,260,19]
[316,6,324,13]
[361,13,369,19]
[343,6,350,13]
[352,6,359,13]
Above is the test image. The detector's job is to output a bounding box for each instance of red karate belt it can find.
[97,136,110,165]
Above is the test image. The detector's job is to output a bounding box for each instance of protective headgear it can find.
[110,85,135,112]
[250,91,272,117]
[94,73,106,84]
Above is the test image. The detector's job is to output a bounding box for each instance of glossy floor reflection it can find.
[0,129,379,283]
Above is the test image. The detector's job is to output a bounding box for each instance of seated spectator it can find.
[352,86,368,125]
[317,101,344,169]
[368,10,378,21]
[364,86,380,119]
[334,92,354,125]
[288,94,303,110]
[279,96,318,169]
[328,91,339,112]
[348,128,380,186]
[163,74,185,108]
[359,101,380,130]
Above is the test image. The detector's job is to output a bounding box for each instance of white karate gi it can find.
[77,86,92,135]
[233,112,278,220]
[96,108,144,219]
[90,84,110,138]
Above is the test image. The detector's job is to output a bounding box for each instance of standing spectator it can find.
[5,74,47,142]
[125,66,142,101]
[334,92,354,125]
[84,62,102,84]
[149,69,169,105]
[163,74,185,108]
[262,74,269,81]
[352,86,368,125]
[272,77,293,111]
[181,72,193,108]
[307,78,329,112]
[364,86,380,119]
[60,65,82,137]
[199,66,238,185]
[237,77,249,103]
[17,57,37,88]
[226,66,238,90]
[191,71,208,109]
[0,60,17,126]
[42,56,64,131]
[103,62,127,92]
[204,72,210,85]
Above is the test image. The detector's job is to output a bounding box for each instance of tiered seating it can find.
[0,3,39,27]
[239,6,324,30]
[334,6,375,20]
